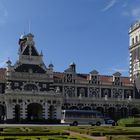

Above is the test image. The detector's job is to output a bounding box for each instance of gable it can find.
[22,45,39,56]
[14,64,46,73]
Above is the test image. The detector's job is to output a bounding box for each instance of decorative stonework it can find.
[112,88,122,98]
[89,87,99,98]
[64,86,75,97]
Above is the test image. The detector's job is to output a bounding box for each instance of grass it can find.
[66,126,140,136]
[106,135,133,140]
[117,118,140,127]
[0,126,93,140]
[0,125,139,139]
[0,135,92,140]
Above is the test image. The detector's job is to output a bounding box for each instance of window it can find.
[67,74,72,83]
[24,84,38,91]
[136,36,138,43]
[91,76,98,84]
[48,100,51,104]
[132,38,134,45]
[0,85,2,93]
[43,84,47,88]
[14,82,19,87]
[114,77,120,86]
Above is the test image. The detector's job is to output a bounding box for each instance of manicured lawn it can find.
[0,126,93,140]
[0,125,139,140]
[66,126,140,140]
[0,135,92,140]
[67,126,140,135]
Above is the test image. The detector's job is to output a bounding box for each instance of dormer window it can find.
[64,73,73,83]
[113,72,121,86]
[64,64,76,83]
[91,75,97,84]
[89,70,99,84]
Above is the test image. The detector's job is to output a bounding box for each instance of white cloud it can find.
[102,0,117,12]
[112,68,128,73]
[122,6,140,19]
[132,7,140,19]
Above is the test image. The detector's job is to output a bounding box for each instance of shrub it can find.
[117,117,140,127]
[106,135,133,140]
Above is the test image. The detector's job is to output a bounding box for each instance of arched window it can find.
[132,38,134,45]
[24,84,38,91]
[136,36,138,43]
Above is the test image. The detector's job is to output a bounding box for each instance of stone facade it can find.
[0,33,62,123]
[0,29,139,123]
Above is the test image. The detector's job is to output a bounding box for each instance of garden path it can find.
[65,130,106,140]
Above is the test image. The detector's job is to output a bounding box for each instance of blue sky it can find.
[0,0,139,76]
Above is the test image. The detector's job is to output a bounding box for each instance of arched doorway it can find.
[91,104,96,110]
[120,107,128,118]
[27,103,43,121]
[77,103,84,110]
[82,106,92,110]
[96,107,104,115]
[0,105,5,123]
[14,105,20,122]
[108,107,116,119]
[69,106,79,110]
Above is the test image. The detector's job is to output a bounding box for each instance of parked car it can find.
[104,119,115,125]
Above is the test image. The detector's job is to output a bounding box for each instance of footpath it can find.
[65,130,106,140]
